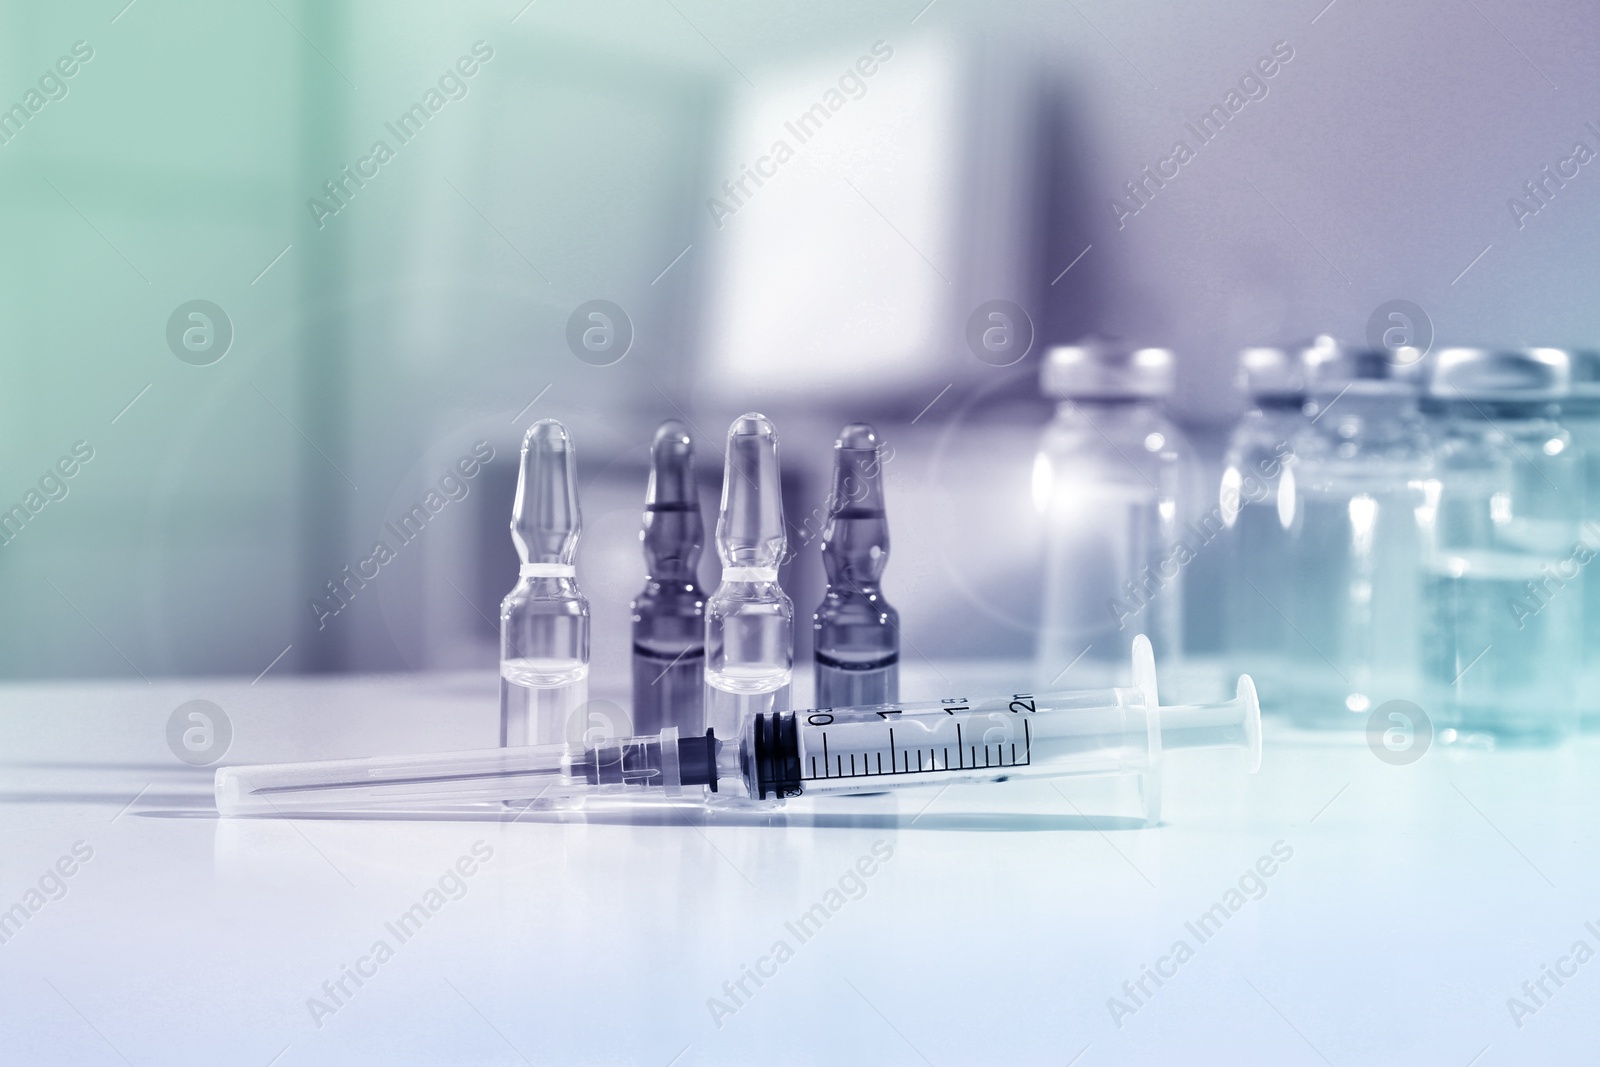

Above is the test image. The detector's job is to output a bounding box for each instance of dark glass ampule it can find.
[631,420,707,735]
[813,423,899,707]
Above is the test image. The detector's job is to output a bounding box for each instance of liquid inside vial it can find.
[500,657,589,747]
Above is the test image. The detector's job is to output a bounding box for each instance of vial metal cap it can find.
[1040,337,1174,399]
[1426,347,1571,401]
[1567,349,1600,399]
[1235,346,1304,399]
[1301,335,1422,396]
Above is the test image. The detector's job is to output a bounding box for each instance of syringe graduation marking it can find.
[801,715,1033,781]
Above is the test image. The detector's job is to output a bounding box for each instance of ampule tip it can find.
[524,418,572,451]
[652,419,692,452]
[647,419,697,508]
[836,422,879,451]
[729,412,776,438]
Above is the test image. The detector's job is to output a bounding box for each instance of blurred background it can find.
[3,0,1597,686]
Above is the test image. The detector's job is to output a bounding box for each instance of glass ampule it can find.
[705,413,793,740]
[631,420,707,735]
[500,419,590,747]
[814,422,899,707]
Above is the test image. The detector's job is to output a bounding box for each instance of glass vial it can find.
[1034,339,1191,689]
[1280,339,1431,727]
[1420,348,1583,744]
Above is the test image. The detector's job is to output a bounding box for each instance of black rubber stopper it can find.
[676,729,719,792]
[752,712,803,799]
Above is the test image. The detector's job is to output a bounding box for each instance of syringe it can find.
[216,637,1260,823]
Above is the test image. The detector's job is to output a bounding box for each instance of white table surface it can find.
[2,664,1597,1066]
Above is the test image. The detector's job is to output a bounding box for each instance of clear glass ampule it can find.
[631,420,707,735]
[500,419,590,747]
[814,423,899,707]
[705,413,793,740]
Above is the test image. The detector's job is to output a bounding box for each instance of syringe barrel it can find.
[746,644,1260,816]
[749,688,1157,800]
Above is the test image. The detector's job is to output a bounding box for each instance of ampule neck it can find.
[717,413,786,571]
[512,419,581,567]
[643,421,703,583]
[644,504,703,582]
[821,425,888,587]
